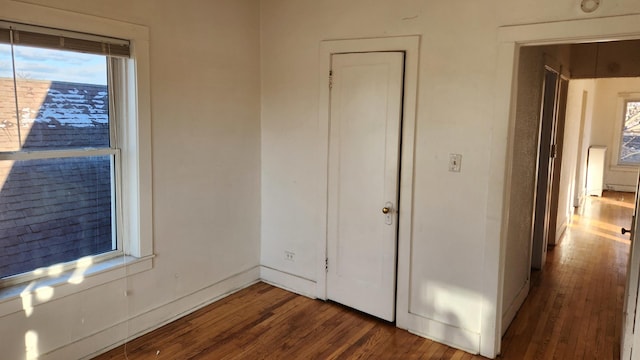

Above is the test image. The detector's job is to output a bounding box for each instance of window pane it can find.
[0,155,114,278]
[12,46,110,150]
[0,43,19,152]
[620,101,640,164]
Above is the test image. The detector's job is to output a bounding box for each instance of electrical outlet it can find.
[449,153,462,172]
[284,250,295,262]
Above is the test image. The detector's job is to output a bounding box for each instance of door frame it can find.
[492,14,640,358]
[531,65,561,270]
[548,75,570,245]
[317,36,419,329]
[623,176,640,358]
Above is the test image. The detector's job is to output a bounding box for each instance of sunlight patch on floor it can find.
[594,196,636,209]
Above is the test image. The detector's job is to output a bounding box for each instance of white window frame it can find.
[611,92,640,170]
[0,3,153,308]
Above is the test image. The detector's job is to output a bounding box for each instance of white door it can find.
[622,171,640,359]
[326,52,404,322]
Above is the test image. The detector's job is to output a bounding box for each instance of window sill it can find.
[0,255,153,318]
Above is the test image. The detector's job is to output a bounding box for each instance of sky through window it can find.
[0,44,106,85]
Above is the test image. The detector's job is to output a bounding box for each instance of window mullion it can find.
[108,57,124,255]
[0,148,117,161]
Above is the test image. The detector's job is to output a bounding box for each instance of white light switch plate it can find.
[449,154,462,172]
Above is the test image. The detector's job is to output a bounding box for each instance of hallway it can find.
[500,191,634,359]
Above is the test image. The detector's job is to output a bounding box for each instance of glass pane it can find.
[12,45,110,150]
[0,155,114,278]
[0,43,20,152]
[620,101,640,164]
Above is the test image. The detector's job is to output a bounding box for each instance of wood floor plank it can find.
[501,191,631,360]
[94,191,631,360]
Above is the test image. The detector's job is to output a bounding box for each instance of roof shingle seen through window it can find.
[0,78,113,278]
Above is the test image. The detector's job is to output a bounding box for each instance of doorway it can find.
[500,37,640,357]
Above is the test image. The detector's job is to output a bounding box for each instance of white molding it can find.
[498,14,640,44]
[260,266,317,299]
[406,313,481,355]
[317,35,420,330]
[482,40,518,358]
[493,13,640,360]
[501,280,530,335]
[607,184,637,193]
[42,266,260,360]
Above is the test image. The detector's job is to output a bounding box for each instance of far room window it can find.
[618,99,640,165]
[0,22,130,282]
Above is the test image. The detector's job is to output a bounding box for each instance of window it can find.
[0,22,131,282]
[618,99,640,165]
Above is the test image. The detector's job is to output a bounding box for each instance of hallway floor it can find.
[500,191,633,359]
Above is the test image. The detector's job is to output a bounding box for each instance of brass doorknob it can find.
[382,207,390,214]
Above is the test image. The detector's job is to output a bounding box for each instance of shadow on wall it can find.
[0,79,114,279]
[414,280,481,353]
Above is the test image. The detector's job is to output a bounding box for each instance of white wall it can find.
[589,78,640,191]
[260,0,496,351]
[260,0,640,357]
[571,80,597,207]
[556,80,597,239]
[0,1,261,359]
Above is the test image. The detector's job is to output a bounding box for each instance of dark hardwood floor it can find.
[94,281,482,359]
[94,191,632,359]
[500,191,632,359]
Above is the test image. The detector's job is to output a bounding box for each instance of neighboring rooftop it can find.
[0,78,113,278]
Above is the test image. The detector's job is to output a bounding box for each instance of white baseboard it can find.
[44,266,261,360]
[606,184,636,193]
[501,279,530,335]
[405,312,480,355]
[260,266,317,299]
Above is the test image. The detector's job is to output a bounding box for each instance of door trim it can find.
[493,13,640,359]
[317,36,419,329]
